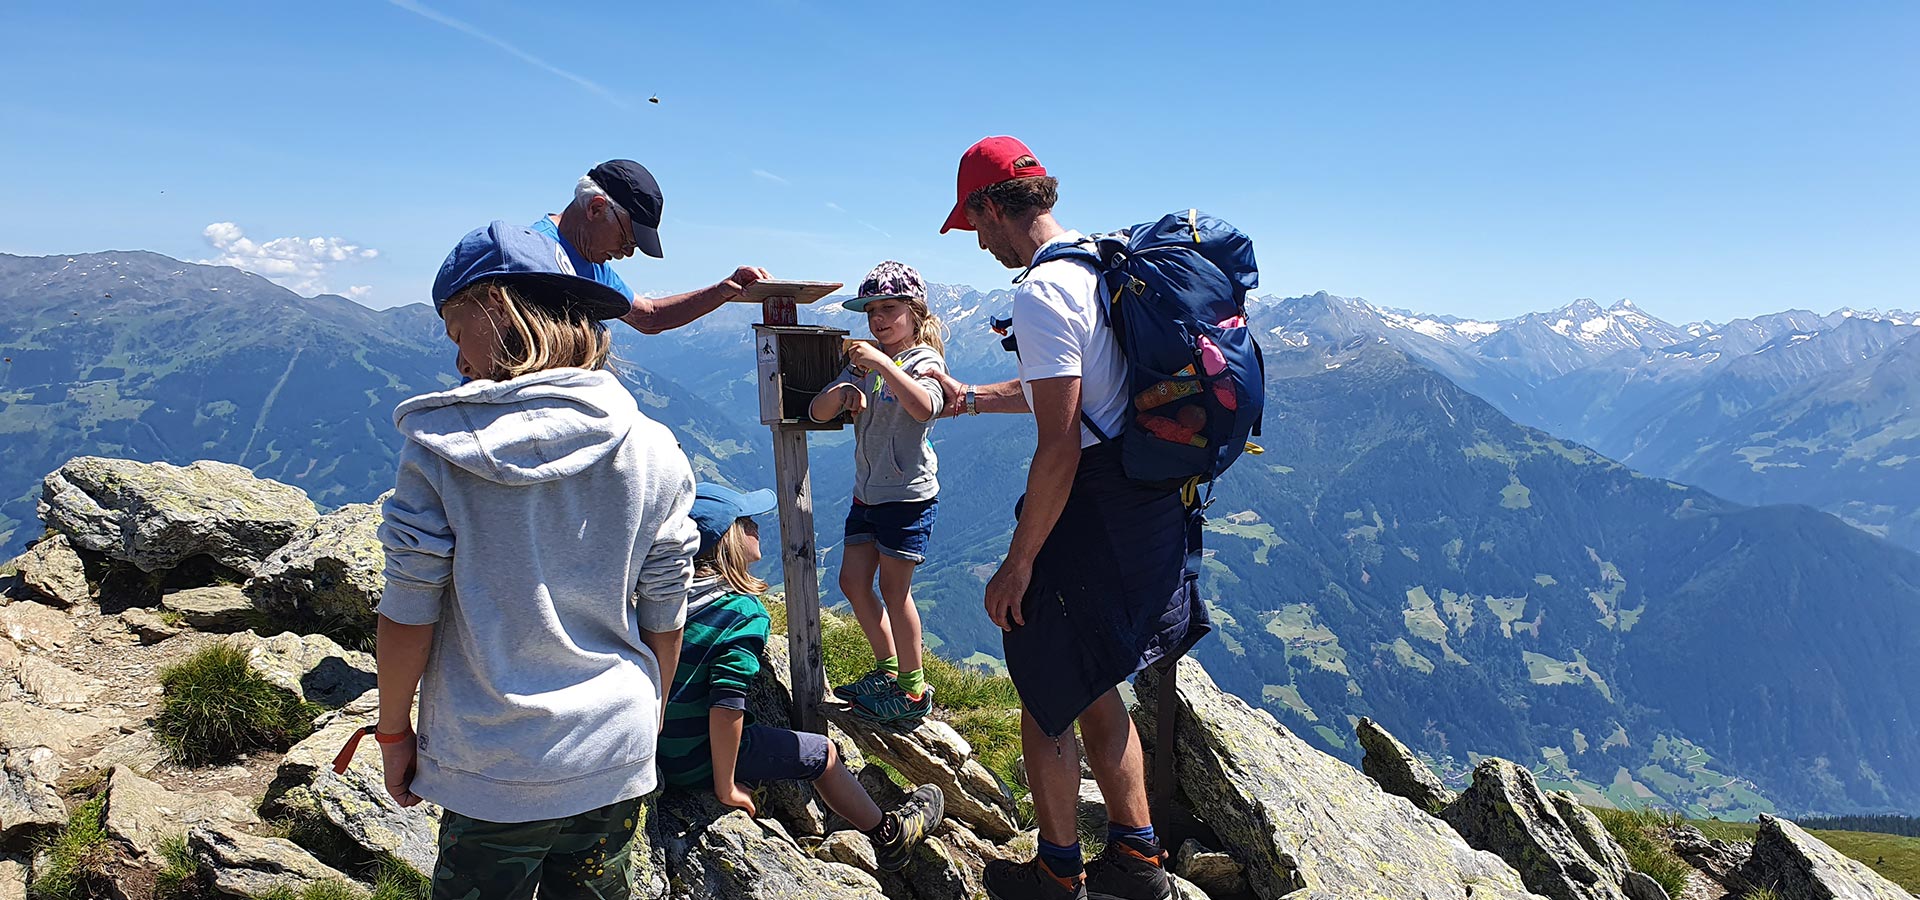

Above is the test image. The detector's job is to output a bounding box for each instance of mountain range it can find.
[4,250,1919,819]
[1269,292,1920,549]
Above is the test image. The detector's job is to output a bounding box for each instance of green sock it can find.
[877,656,899,678]
[899,667,926,699]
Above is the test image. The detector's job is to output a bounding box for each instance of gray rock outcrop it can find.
[1175,837,1248,897]
[0,746,64,839]
[245,500,385,624]
[1,601,75,651]
[232,631,376,709]
[102,765,259,858]
[1547,791,1632,884]
[1738,815,1911,900]
[161,586,254,631]
[9,535,90,608]
[1441,758,1626,900]
[1135,659,1539,900]
[651,792,885,900]
[40,457,318,573]
[188,822,355,898]
[821,707,1018,841]
[1356,716,1457,812]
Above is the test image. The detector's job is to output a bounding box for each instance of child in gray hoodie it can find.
[369,222,698,900]
[807,261,948,725]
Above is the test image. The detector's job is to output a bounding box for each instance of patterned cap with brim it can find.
[841,260,927,313]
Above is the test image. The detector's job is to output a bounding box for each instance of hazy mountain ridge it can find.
[1264,291,1920,550]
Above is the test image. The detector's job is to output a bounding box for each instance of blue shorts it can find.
[733,724,831,784]
[845,498,938,563]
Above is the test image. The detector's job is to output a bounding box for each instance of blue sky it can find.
[0,1,1913,324]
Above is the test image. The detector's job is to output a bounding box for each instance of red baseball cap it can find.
[940,136,1048,234]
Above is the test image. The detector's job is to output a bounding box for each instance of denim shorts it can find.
[844,497,939,563]
[733,723,831,784]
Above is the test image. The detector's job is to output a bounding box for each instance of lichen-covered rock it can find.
[84,729,168,777]
[1175,838,1247,897]
[103,765,259,857]
[271,700,439,877]
[119,608,182,644]
[0,747,64,839]
[10,534,90,608]
[1356,716,1456,813]
[814,829,878,874]
[161,586,254,631]
[245,501,384,625]
[189,822,355,897]
[1738,815,1911,900]
[1134,659,1539,900]
[0,700,123,756]
[1665,824,1752,892]
[1547,791,1631,884]
[822,708,1018,841]
[1441,759,1624,900]
[6,656,102,710]
[0,856,25,900]
[1621,871,1671,900]
[40,457,318,573]
[231,631,376,709]
[652,791,885,900]
[1,601,75,651]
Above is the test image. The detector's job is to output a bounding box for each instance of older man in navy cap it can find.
[535,159,770,334]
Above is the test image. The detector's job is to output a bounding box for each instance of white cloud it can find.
[752,169,791,186]
[825,201,846,212]
[346,285,375,301]
[200,222,380,297]
[387,0,629,108]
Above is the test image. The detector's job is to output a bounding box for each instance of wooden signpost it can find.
[739,279,845,733]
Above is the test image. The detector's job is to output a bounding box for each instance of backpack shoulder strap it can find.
[1013,238,1102,284]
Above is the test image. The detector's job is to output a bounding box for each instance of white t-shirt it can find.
[1014,231,1129,448]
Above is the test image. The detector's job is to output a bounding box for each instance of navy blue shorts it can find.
[844,498,938,563]
[733,723,831,784]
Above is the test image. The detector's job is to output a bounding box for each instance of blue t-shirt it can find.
[532,216,633,301]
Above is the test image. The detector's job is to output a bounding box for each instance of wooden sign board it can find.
[734,279,843,305]
[754,324,850,429]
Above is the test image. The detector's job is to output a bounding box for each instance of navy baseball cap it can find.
[689,483,777,557]
[432,220,632,319]
[588,160,665,259]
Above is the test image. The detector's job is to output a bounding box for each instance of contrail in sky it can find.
[388,0,630,109]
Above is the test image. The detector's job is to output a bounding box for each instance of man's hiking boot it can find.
[872,783,945,872]
[851,682,933,725]
[1084,841,1172,900]
[832,667,896,701]
[984,858,1087,900]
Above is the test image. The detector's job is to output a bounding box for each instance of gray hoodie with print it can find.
[814,344,946,505]
[376,367,699,824]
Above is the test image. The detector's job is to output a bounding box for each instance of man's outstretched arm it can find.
[621,266,770,334]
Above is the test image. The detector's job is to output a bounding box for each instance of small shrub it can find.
[154,642,322,765]
[28,796,114,900]
[1593,806,1692,900]
[1744,890,1780,900]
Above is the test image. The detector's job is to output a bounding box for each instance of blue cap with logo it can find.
[432,220,632,319]
[689,483,778,557]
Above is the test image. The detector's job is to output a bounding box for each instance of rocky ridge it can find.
[0,456,1908,900]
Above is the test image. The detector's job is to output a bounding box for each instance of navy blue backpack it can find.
[1019,210,1264,496]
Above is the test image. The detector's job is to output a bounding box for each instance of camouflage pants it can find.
[431,796,646,900]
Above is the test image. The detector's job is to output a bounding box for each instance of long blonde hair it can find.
[694,520,767,596]
[443,280,611,379]
[903,296,947,357]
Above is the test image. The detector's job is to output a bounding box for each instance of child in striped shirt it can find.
[658,482,945,872]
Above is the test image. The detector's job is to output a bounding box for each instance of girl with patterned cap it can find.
[807,261,949,723]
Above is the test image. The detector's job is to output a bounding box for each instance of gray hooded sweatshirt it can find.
[376,367,698,824]
[814,344,946,505]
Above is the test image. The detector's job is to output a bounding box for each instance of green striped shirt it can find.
[658,580,769,788]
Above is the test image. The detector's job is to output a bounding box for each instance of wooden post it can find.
[739,279,844,734]
[773,424,826,733]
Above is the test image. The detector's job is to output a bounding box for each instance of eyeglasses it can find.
[609,201,638,254]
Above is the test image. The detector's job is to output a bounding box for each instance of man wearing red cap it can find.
[941,137,1182,900]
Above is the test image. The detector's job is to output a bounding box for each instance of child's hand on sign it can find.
[844,339,893,374]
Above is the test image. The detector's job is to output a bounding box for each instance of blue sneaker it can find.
[851,682,933,725]
[833,668,897,702]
